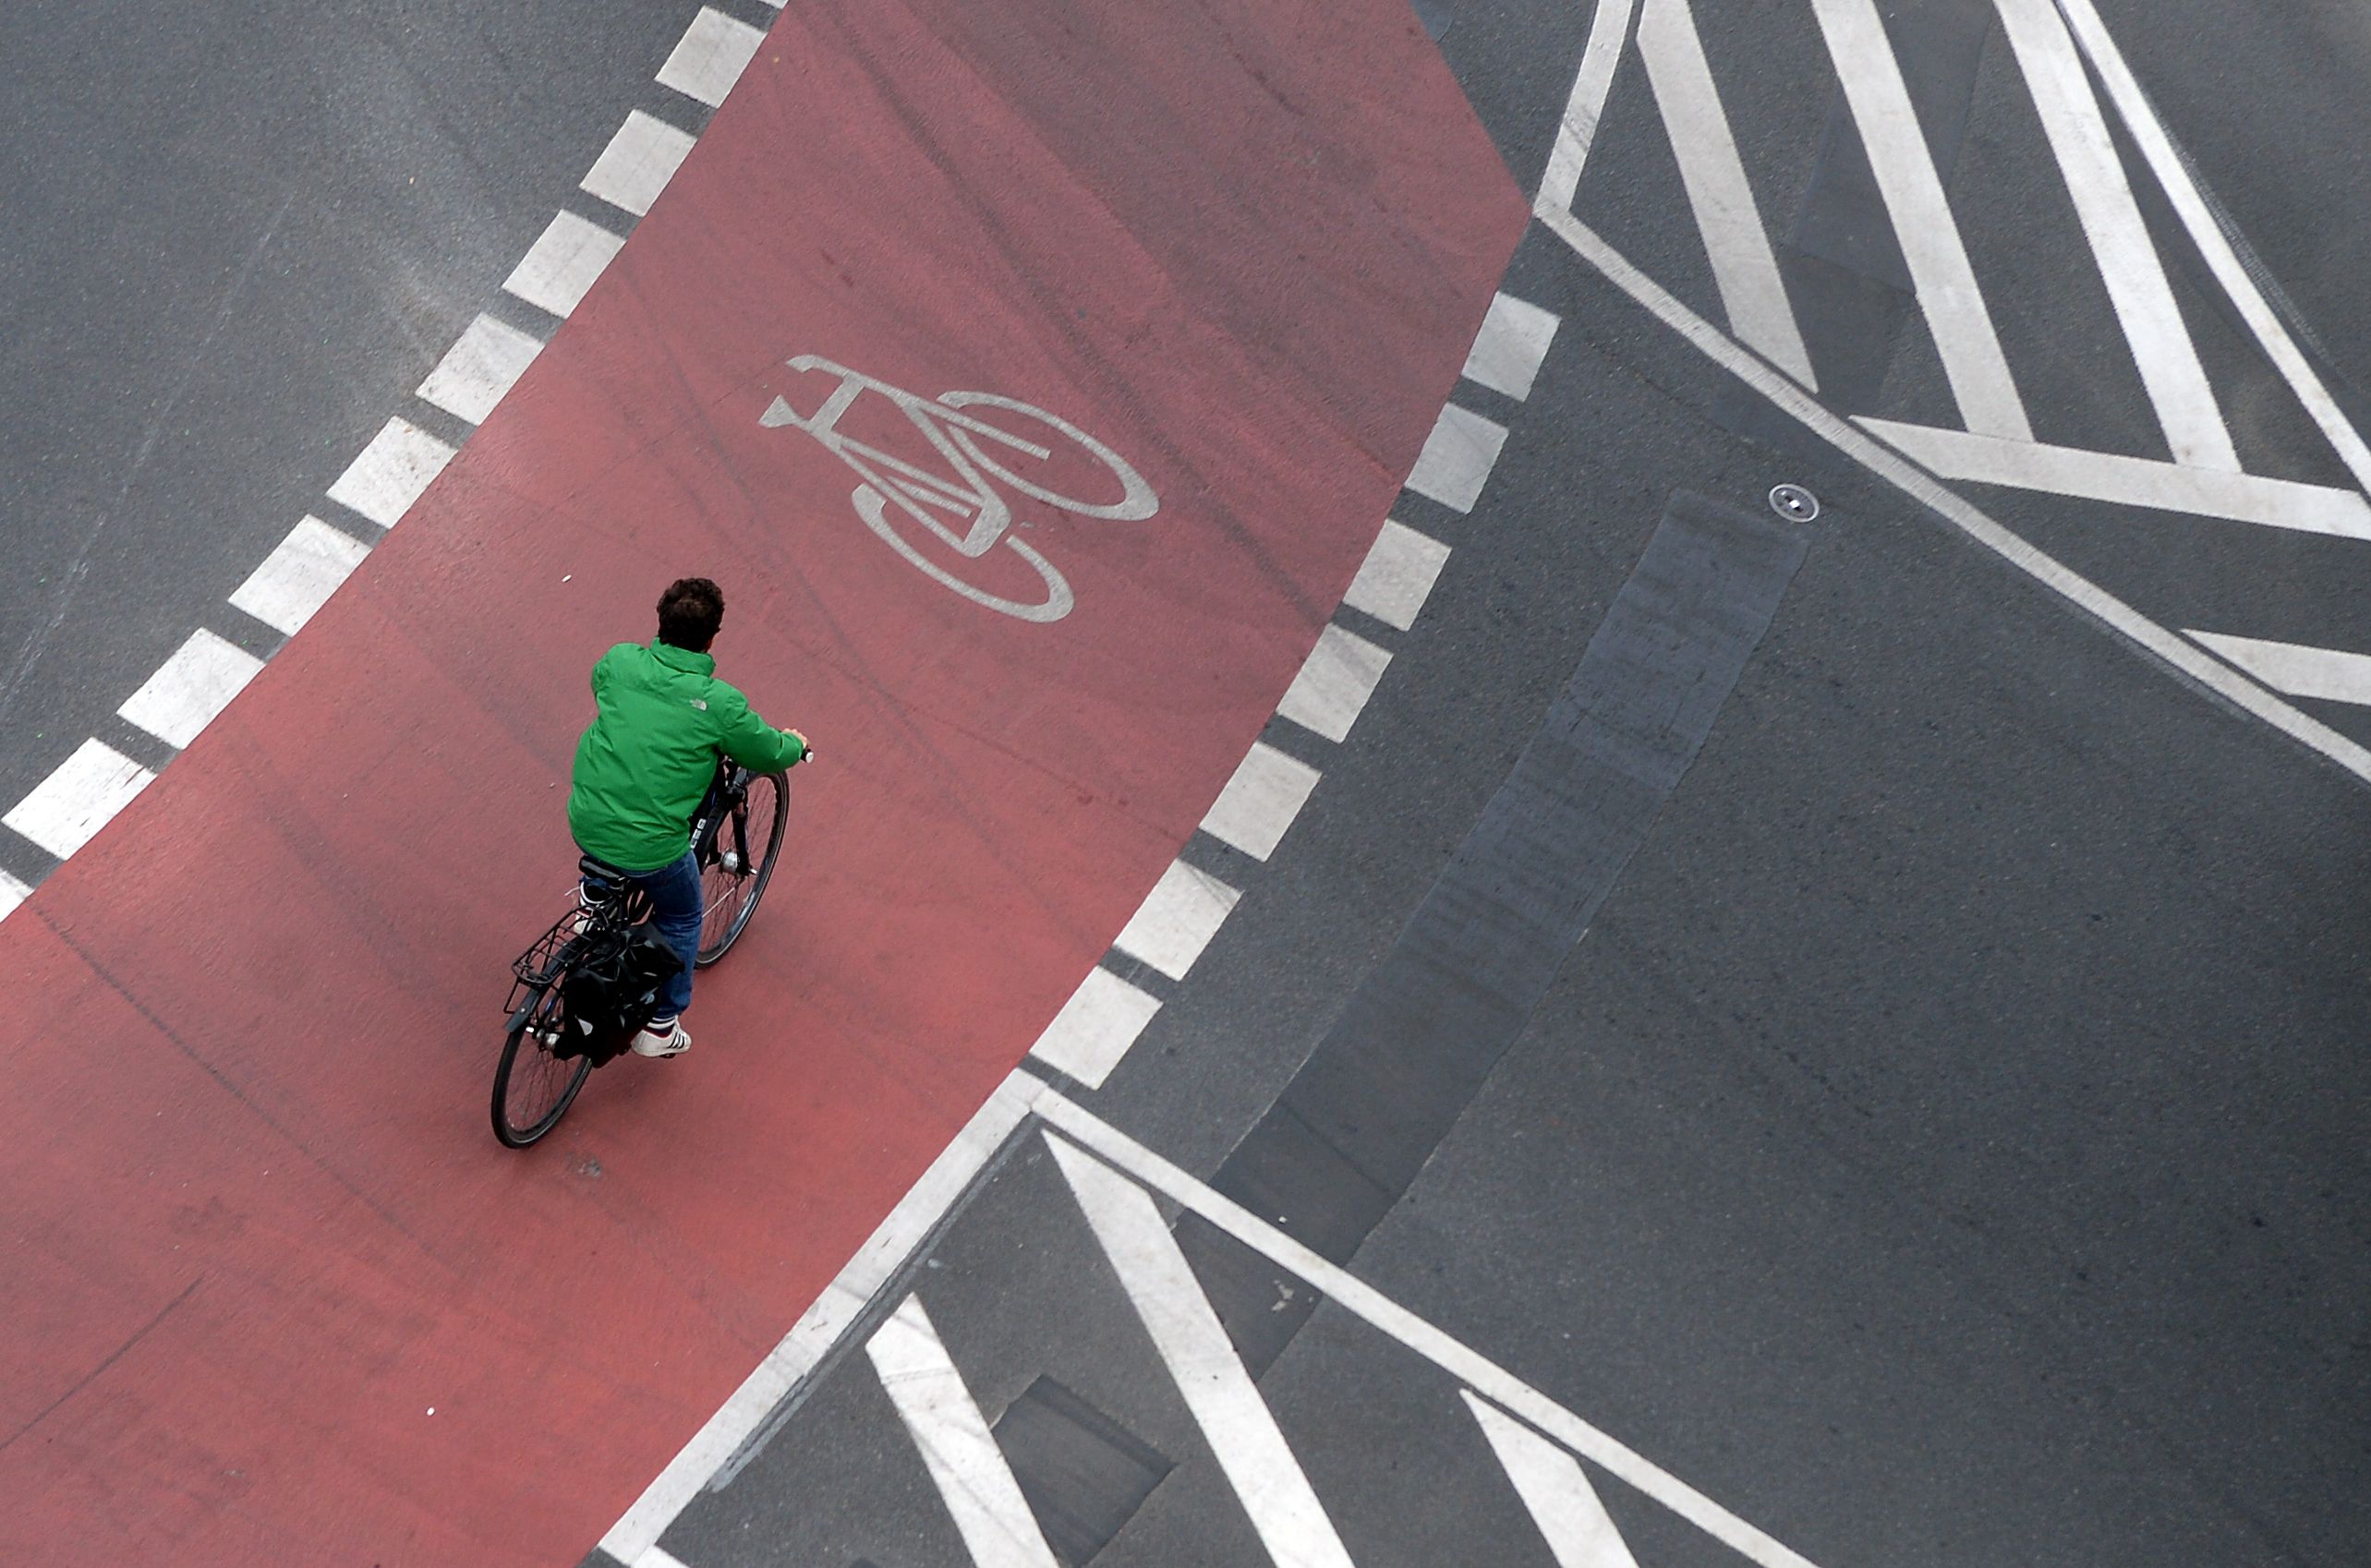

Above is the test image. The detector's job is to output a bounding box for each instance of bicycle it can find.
[491,754,795,1148]
[758,354,1159,624]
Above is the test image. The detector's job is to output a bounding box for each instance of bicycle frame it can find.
[688,760,750,862]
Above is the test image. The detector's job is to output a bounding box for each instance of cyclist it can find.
[567,577,808,1057]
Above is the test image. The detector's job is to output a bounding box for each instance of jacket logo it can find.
[759,355,1160,626]
[688,698,708,711]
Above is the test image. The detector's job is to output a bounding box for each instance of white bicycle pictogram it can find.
[759,355,1159,622]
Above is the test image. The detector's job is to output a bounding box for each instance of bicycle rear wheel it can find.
[696,770,789,965]
[491,983,592,1148]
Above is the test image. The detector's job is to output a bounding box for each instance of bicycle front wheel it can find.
[491,983,592,1148]
[696,770,789,966]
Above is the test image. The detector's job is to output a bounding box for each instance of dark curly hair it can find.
[656,577,725,652]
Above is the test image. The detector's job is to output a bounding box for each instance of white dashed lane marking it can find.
[1024,289,1554,1093]
[659,7,766,109]
[1113,860,1241,982]
[503,211,627,320]
[1028,968,1163,1090]
[1345,519,1452,632]
[582,110,696,218]
[0,868,29,922]
[230,517,370,637]
[0,2,765,903]
[417,313,545,426]
[1462,292,1563,403]
[5,741,156,862]
[1277,623,1392,743]
[1407,403,1510,514]
[118,630,266,750]
[326,417,456,530]
[1199,742,1322,862]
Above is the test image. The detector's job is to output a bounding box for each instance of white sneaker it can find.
[632,1019,692,1058]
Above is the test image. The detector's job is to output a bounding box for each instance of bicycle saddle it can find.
[578,853,631,887]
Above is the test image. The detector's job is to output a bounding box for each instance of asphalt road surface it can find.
[0,0,709,882]
[3,3,2367,1567]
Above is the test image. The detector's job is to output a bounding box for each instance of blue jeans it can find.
[584,850,701,1019]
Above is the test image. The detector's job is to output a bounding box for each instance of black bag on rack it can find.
[555,926,681,1065]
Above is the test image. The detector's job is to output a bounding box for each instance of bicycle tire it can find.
[695,769,789,966]
[491,982,592,1148]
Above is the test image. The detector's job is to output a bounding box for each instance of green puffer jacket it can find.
[567,640,806,871]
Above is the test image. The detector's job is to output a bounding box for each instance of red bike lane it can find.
[0,4,1525,1562]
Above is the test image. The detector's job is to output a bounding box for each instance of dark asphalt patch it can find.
[994,1375,1175,1564]
[1180,488,1810,1377]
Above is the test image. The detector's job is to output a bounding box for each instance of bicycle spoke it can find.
[496,984,586,1146]
[695,772,786,965]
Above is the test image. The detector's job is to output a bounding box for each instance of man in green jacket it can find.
[568,577,809,1057]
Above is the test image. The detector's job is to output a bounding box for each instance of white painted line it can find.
[230,517,369,638]
[867,1296,1062,1568]
[502,211,626,320]
[1636,0,1817,388]
[117,629,265,750]
[658,6,766,108]
[582,110,696,219]
[1043,1134,1359,1568]
[599,1069,1048,1562]
[1858,418,2371,538]
[634,1548,694,1568]
[416,313,543,426]
[2056,0,2371,499]
[1277,624,1392,744]
[1538,0,1639,212]
[1808,0,2030,440]
[1037,1093,1831,1568]
[1407,403,1509,514]
[325,418,455,530]
[1532,199,2371,786]
[1199,742,1321,862]
[2186,632,2371,706]
[1992,0,2234,472]
[1113,860,1241,982]
[5,741,156,862]
[1029,967,1162,1090]
[1467,1394,1643,1568]
[1463,293,1563,402]
[0,868,30,922]
[1345,519,1452,633]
